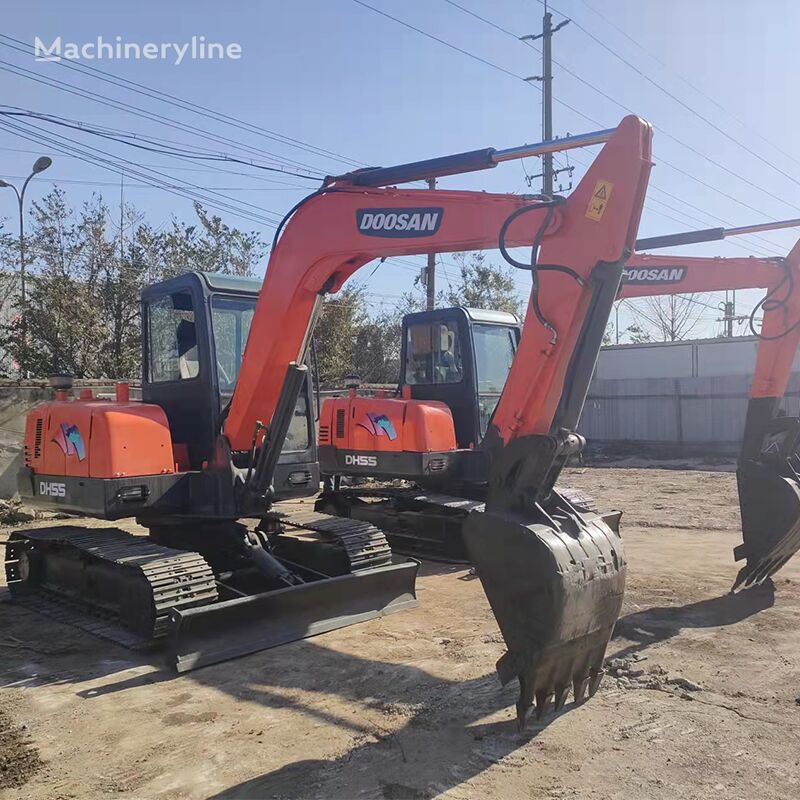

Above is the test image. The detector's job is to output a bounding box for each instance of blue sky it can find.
[2,0,799,339]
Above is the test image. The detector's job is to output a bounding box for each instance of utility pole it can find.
[718,290,746,337]
[541,10,554,196]
[425,176,436,310]
[521,3,570,195]
[119,170,125,267]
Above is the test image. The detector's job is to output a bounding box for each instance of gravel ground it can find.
[1,466,800,800]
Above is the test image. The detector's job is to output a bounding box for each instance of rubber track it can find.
[269,510,393,570]
[4,526,217,644]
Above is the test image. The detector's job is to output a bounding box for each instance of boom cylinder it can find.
[327,128,616,188]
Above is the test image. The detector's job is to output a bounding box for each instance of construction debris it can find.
[606,657,702,693]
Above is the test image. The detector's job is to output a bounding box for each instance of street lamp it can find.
[614,299,626,345]
[0,155,53,376]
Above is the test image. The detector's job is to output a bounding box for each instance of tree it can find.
[157,203,265,278]
[629,295,702,342]
[313,284,370,387]
[0,221,19,376]
[444,252,521,316]
[311,253,525,388]
[398,251,522,317]
[1,189,269,378]
[625,322,653,343]
[4,190,113,377]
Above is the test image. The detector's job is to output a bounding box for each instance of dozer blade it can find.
[166,560,419,672]
[462,502,626,728]
[733,459,800,590]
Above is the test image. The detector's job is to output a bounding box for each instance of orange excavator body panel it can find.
[24,398,175,479]
[319,394,456,453]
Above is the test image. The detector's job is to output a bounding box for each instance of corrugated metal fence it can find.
[582,337,800,454]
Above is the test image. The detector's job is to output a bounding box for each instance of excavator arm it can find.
[622,241,800,589]
[221,115,653,725]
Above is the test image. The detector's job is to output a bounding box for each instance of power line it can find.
[0,58,326,178]
[567,150,788,258]
[442,0,800,218]
[536,0,800,191]
[351,0,529,82]
[0,34,364,171]
[0,117,283,229]
[0,142,328,187]
[575,0,800,172]
[0,174,310,191]
[0,108,324,181]
[580,0,800,173]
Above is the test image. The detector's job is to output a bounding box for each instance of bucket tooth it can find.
[553,685,570,711]
[587,667,604,697]
[573,675,590,704]
[516,676,535,731]
[534,690,554,720]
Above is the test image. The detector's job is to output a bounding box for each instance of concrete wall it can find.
[596,336,800,380]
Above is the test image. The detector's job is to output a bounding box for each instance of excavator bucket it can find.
[734,458,800,590]
[462,492,626,728]
[733,411,800,591]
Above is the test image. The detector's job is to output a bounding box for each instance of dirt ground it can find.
[2,466,800,800]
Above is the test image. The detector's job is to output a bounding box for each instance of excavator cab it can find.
[401,307,521,448]
[141,272,320,500]
[317,307,522,485]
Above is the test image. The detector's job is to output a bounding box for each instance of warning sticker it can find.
[586,180,614,221]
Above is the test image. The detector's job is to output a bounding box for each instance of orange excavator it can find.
[5,115,651,725]
[320,220,800,597]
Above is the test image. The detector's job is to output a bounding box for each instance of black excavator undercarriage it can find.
[5,507,416,672]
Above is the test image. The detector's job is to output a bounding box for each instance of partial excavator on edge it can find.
[7,117,656,726]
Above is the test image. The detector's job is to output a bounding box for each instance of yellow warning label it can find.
[585,179,614,221]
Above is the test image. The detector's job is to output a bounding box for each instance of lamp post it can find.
[0,156,53,375]
[614,299,625,345]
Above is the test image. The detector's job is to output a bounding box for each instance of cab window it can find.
[147,291,199,383]
[211,295,256,394]
[211,293,310,453]
[473,324,518,436]
[405,321,463,385]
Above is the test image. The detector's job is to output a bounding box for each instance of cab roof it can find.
[199,272,262,295]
